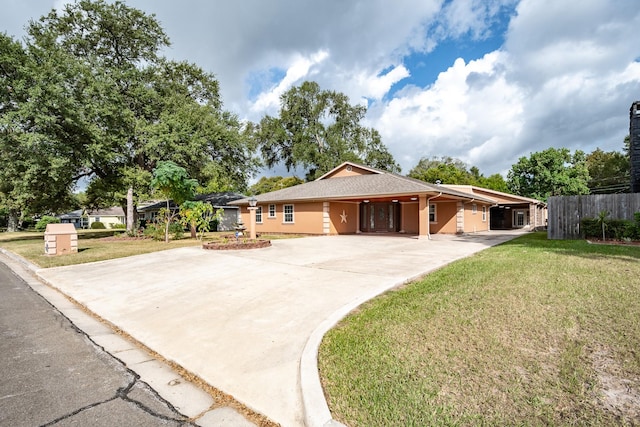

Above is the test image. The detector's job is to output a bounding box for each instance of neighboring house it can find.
[87,207,125,228]
[137,192,245,231]
[58,209,88,229]
[441,185,547,230]
[231,162,499,238]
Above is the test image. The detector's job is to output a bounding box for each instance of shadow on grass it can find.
[501,232,640,260]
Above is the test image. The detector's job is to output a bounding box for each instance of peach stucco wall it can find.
[430,201,458,234]
[463,203,490,233]
[401,202,419,233]
[241,202,325,235]
[324,164,375,178]
[329,202,359,234]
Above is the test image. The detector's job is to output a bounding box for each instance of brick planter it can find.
[202,239,271,250]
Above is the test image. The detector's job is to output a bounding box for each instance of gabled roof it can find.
[87,207,125,217]
[195,192,245,207]
[232,163,496,204]
[441,185,545,205]
[58,209,84,219]
[138,192,245,212]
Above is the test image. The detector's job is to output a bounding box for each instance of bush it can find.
[170,222,184,239]
[35,215,61,231]
[143,223,164,241]
[90,221,106,229]
[111,223,126,229]
[581,215,639,240]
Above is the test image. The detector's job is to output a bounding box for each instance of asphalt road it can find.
[0,260,196,427]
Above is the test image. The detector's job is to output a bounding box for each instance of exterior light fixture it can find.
[363,199,370,203]
[392,199,398,203]
[410,197,417,201]
[248,196,257,207]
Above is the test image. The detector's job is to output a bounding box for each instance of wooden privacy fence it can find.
[547,193,640,239]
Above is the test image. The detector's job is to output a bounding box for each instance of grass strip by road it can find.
[318,232,640,426]
[0,231,303,269]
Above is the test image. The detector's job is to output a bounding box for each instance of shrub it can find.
[35,215,61,231]
[111,223,126,229]
[581,216,638,240]
[143,223,164,241]
[170,222,184,239]
[90,221,106,229]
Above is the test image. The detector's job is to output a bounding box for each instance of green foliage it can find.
[408,156,509,192]
[580,215,640,240]
[151,161,198,206]
[110,223,126,229]
[249,176,304,195]
[586,145,630,193]
[596,210,609,241]
[1,0,257,229]
[180,201,222,240]
[90,221,106,229]
[169,222,184,240]
[35,216,61,232]
[255,81,400,181]
[142,222,165,241]
[507,147,590,201]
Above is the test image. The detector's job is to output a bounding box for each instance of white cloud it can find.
[250,50,329,115]
[1,0,639,178]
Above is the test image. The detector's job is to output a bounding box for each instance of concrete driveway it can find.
[37,231,523,426]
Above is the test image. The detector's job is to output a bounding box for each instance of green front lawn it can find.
[0,231,301,269]
[319,233,640,426]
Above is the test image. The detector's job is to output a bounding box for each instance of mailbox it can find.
[44,223,78,255]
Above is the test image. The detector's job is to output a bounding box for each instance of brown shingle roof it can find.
[232,172,496,204]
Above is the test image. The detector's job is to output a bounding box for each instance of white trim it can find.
[255,206,263,223]
[268,204,276,218]
[283,204,294,223]
[482,205,487,222]
[429,203,437,223]
[322,202,330,234]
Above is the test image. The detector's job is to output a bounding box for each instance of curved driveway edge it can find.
[299,231,525,427]
[33,231,525,426]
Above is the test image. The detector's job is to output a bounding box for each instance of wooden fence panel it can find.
[548,194,640,239]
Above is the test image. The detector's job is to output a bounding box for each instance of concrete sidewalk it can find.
[35,231,524,426]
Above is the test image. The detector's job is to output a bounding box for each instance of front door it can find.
[361,203,399,232]
[374,204,388,230]
[514,210,526,228]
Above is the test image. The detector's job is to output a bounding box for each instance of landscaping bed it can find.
[202,239,271,250]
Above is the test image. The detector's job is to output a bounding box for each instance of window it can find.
[472,203,477,214]
[284,204,294,223]
[268,204,276,218]
[482,206,487,222]
[429,204,437,222]
[255,206,262,223]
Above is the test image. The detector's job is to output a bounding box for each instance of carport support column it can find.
[456,201,464,234]
[356,202,361,233]
[418,195,429,239]
[248,207,257,239]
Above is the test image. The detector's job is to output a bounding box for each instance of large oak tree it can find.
[1,0,257,230]
[255,81,400,181]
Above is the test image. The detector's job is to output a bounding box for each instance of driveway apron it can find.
[36,231,523,426]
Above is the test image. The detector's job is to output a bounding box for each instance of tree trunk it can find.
[190,225,197,239]
[126,187,134,233]
[7,210,19,232]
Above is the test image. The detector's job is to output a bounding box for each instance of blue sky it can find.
[2,0,639,179]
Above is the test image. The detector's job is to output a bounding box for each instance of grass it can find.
[0,230,302,268]
[318,232,640,426]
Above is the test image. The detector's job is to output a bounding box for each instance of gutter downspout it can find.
[426,192,442,240]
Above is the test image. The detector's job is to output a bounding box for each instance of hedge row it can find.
[580,212,640,240]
